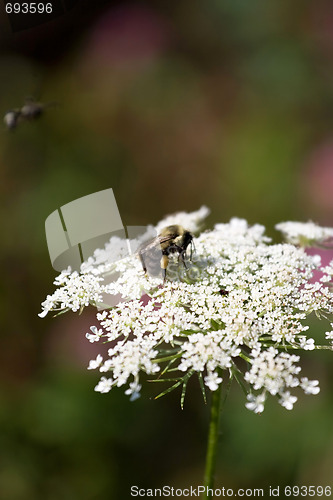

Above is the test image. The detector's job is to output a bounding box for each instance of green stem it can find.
[202,383,223,499]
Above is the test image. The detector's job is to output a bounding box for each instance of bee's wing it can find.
[138,232,177,255]
[138,236,164,277]
[158,233,178,244]
[138,236,160,253]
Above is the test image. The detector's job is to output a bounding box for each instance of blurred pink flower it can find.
[306,247,333,283]
[304,141,333,212]
[45,311,110,370]
[83,5,170,68]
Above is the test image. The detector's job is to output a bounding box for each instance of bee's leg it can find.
[139,252,147,274]
[161,255,169,284]
[179,250,188,269]
[190,240,195,261]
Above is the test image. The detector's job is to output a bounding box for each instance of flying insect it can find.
[138,225,194,283]
[3,97,56,130]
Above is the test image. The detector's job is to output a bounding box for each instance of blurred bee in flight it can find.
[3,97,56,130]
[138,225,194,283]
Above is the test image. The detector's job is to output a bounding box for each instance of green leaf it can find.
[239,351,251,364]
[152,353,182,364]
[210,319,222,331]
[160,357,178,376]
[180,370,195,409]
[179,329,201,336]
[52,308,70,317]
[197,372,207,404]
[232,370,248,396]
[156,347,180,356]
[149,377,181,383]
[154,380,183,400]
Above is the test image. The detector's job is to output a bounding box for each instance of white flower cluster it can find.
[38,269,105,317]
[275,220,333,246]
[40,211,333,413]
[155,205,210,234]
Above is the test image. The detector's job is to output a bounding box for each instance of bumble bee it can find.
[138,225,194,282]
[4,97,56,130]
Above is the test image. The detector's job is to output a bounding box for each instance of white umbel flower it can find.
[204,372,223,391]
[279,391,297,410]
[279,392,298,410]
[300,378,320,395]
[40,211,333,412]
[276,221,333,246]
[88,354,103,370]
[155,205,210,234]
[245,393,266,414]
[94,377,113,394]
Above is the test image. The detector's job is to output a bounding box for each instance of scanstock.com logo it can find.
[4,0,80,32]
[44,188,159,308]
[45,187,158,269]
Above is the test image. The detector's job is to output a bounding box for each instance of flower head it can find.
[40,211,333,413]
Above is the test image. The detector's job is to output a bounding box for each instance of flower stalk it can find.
[203,383,223,499]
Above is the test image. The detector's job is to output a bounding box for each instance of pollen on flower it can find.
[39,210,333,413]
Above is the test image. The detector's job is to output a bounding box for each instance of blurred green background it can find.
[1,1,333,498]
